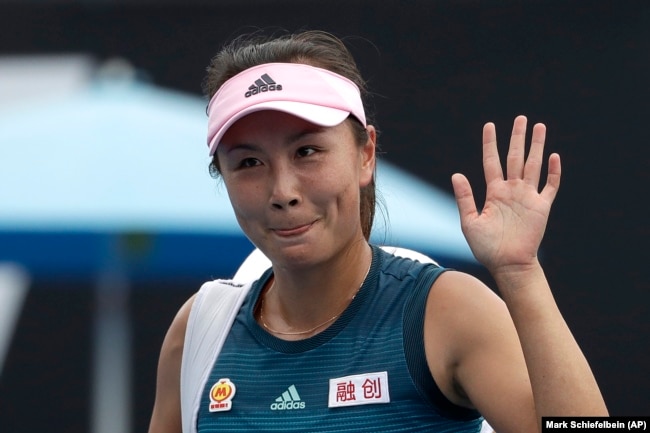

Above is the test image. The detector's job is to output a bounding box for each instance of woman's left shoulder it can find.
[424,270,533,415]
[428,271,503,309]
[425,270,511,344]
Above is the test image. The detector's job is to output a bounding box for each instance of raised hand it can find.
[451,115,561,273]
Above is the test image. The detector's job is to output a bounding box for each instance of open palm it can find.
[451,116,561,272]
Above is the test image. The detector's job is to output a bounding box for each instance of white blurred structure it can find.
[0,263,29,377]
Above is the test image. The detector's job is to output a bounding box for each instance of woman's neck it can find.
[258,242,372,339]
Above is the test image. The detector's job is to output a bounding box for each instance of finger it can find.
[523,122,546,189]
[506,115,527,180]
[540,152,561,204]
[482,122,503,185]
[451,173,479,228]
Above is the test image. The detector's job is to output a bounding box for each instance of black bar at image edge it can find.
[542,417,649,432]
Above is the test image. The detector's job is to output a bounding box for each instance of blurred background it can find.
[0,0,647,431]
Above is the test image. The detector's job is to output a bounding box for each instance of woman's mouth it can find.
[272,222,313,237]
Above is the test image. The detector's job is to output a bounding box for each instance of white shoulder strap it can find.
[180,278,253,433]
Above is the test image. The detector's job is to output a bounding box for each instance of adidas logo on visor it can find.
[270,385,306,410]
[245,73,283,98]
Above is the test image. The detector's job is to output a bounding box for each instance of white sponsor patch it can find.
[209,378,236,412]
[328,371,390,408]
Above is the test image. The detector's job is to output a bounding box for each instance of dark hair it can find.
[203,30,377,240]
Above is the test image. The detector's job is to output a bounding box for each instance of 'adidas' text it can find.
[270,401,305,410]
[270,385,306,410]
[245,73,283,98]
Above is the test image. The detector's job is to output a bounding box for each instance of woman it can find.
[149,30,607,433]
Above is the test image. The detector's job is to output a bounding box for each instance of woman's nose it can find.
[269,169,301,209]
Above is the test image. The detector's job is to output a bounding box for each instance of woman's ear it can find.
[359,125,376,187]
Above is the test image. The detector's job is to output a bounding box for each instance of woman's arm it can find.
[436,116,607,431]
[148,295,196,433]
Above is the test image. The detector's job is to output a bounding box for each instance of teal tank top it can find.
[197,245,483,432]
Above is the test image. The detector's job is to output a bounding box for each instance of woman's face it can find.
[216,111,375,269]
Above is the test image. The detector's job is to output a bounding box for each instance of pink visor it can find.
[206,63,366,155]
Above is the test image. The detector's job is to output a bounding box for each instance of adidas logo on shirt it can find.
[244,73,283,98]
[270,385,306,410]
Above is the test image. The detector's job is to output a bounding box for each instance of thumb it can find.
[451,173,478,224]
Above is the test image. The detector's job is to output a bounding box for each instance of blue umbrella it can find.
[1,74,248,279]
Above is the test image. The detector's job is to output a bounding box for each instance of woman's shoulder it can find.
[426,270,506,334]
[163,293,199,357]
[423,270,518,402]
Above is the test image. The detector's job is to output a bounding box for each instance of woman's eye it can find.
[296,147,316,158]
[239,157,261,168]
